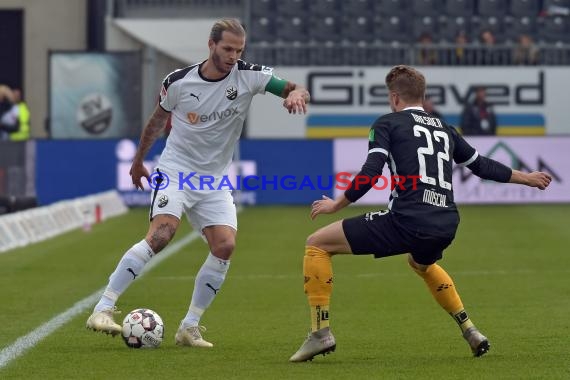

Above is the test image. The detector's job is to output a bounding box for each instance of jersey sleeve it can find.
[159,72,181,112]
[449,126,511,182]
[449,126,478,166]
[368,117,391,157]
[251,66,274,94]
[237,60,274,95]
[344,117,390,202]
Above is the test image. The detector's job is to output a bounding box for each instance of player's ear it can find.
[208,39,215,51]
[389,92,397,108]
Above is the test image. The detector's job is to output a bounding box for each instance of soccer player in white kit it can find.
[86,18,310,347]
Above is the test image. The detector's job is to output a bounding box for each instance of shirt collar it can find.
[403,106,425,111]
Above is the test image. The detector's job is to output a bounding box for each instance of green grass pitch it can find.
[0,205,569,379]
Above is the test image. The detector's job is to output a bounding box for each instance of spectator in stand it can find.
[453,30,470,65]
[9,88,30,141]
[0,85,18,141]
[460,87,497,136]
[513,34,539,65]
[423,96,443,119]
[479,29,502,65]
[417,32,438,65]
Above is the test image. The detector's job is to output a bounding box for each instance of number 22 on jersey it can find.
[413,125,451,190]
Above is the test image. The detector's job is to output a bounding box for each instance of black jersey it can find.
[345,107,481,238]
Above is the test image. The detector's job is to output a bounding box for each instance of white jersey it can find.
[158,60,273,179]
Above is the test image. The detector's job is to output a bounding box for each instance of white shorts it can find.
[149,168,237,233]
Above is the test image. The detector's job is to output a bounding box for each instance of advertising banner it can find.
[0,141,32,198]
[35,138,568,206]
[35,139,333,206]
[49,52,142,139]
[334,137,570,205]
[249,67,570,138]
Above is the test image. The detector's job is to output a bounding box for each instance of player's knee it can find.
[305,232,324,250]
[408,254,429,273]
[211,239,235,259]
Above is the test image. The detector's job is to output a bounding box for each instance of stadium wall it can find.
[34,138,570,206]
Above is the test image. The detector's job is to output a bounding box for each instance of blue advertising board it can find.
[35,139,334,206]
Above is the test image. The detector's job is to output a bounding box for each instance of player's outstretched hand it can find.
[283,90,308,114]
[526,171,552,190]
[311,195,337,220]
[130,161,150,190]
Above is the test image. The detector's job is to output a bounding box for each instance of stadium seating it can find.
[308,15,341,44]
[445,0,476,16]
[250,0,274,18]
[411,0,443,16]
[509,0,541,17]
[340,0,371,15]
[438,16,472,43]
[308,0,339,15]
[274,0,306,16]
[478,0,508,16]
[374,15,411,44]
[413,16,439,40]
[248,16,276,44]
[544,0,570,10]
[540,15,570,43]
[275,15,306,43]
[505,16,539,42]
[342,14,375,44]
[113,0,570,66]
[374,0,410,16]
[476,16,506,42]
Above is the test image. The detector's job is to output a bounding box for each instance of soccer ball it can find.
[121,308,164,348]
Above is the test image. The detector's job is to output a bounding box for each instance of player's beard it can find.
[212,50,232,74]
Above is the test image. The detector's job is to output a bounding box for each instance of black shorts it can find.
[342,210,454,265]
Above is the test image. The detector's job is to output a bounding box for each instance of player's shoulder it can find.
[373,112,404,129]
[162,63,199,90]
[236,59,274,75]
[441,119,461,137]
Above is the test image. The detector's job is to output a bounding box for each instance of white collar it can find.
[403,106,425,111]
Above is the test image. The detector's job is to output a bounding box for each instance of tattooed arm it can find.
[130,105,171,190]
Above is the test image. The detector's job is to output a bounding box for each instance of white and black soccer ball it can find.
[121,308,164,348]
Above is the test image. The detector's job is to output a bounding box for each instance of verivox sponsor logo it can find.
[187,107,239,124]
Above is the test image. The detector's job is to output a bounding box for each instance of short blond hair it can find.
[210,18,245,43]
[385,65,426,103]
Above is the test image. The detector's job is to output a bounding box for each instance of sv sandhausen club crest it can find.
[157,194,169,208]
[226,85,238,100]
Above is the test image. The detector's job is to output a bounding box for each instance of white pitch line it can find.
[0,231,200,370]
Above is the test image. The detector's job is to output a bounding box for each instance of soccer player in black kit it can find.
[289,65,552,362]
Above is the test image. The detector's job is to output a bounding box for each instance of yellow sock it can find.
[304,246,333,332]
[411,263,474,333]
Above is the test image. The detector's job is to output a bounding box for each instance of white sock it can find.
[181,253,230,327]
[94,240,154,312]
